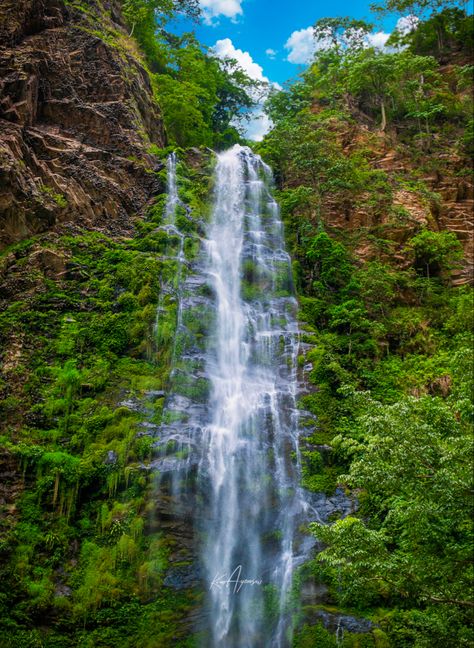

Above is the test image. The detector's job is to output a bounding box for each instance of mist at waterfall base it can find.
[155,146,313,647]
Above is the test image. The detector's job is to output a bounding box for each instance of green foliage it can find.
[371,0,470,23]
[121,0,199,66]
[152,34,258,148]
[0,155,207,645]
[259,8,472,192]
[79,0,259,150]
[293,622,339,647]
[0,0,471,642]
[314,16,374,51]
[406,229,463,277]
[296,244,473,643]
[307,232,353,294]
[293,621,380,647]
[260,23,473,639]
[389,8,474,61]
[311,392,473,643]
[40,184,68,208]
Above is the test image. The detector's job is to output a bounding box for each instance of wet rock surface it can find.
[308,608,375,634]
[307,487,357,524]
[164,563,202,590]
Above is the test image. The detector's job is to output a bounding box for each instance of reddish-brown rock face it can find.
[0,0,166,249]
[309,118,473,285]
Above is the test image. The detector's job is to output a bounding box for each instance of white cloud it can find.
[285,27,318,64]
[245,110,272,141]
[212,38,270,84]
[199,0,243,25]
[285,15,420,63]
[365,31,391,50]
[211,38,279,141]
[265,48,277,59]
[364,16,419,51]
[396,14,420,35]
[285,26,334,64]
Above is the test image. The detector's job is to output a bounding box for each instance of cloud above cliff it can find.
[212,38,271,84]
[285,15,420,64]
[200,0,244,24]
[211,38,280,140]
[284,27,319,64]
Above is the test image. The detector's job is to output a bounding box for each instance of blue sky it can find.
[169,0,408,138]
[171,0,402,84]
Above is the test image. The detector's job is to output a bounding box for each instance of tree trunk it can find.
[435,25,444,55]
[53,471,60,507]
[380,98,387,131]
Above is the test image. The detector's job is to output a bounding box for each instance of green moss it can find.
[301,468,340,495]
[0,152,209,643]
[40,185,67,208]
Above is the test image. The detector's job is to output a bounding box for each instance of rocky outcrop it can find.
[0,0,166,249]
[377,147,473,285]
[428,161,474,286]
[314,118,473,285]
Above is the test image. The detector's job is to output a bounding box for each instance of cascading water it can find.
[153,151,186,368]
[198,145,308,647]
[164,151,180,221]
[154,145,311,647]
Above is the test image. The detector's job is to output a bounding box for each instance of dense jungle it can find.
[0,0,472,646]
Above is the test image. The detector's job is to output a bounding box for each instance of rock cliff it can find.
[0,0,165,249]
[309,115,473,285]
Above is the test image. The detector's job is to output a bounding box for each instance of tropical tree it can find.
[312,394,474,618]
[346,51,395,130]
[371,0,469,20]
[153,33,260,147]
[313,17,374,53]
[406,229,463,278]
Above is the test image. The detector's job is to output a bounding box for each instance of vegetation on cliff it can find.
[0,0,472,645]
[0,0,264,641]
[257,4,473,646]
[0,152,213,646]
[119,0,261,147]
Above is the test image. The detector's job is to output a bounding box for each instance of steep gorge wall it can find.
[305,112,473,285]
[0,0,166,249]
[0,1,172,613]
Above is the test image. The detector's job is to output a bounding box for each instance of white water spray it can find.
[154,146,310,646]
[199,145,307,647]
[165,151,180,222]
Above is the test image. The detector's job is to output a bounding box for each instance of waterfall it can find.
[199,145,306,647]
[165,151,179,223]
[155,145,309,647]
[153,151,185,368]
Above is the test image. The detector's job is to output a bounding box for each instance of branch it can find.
[428,596,474,608]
